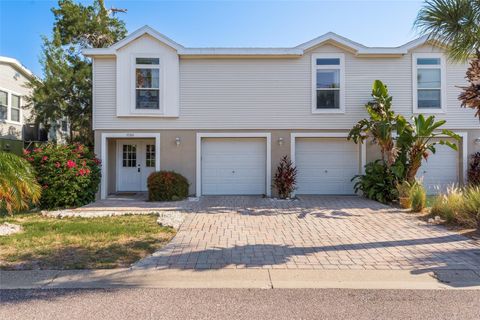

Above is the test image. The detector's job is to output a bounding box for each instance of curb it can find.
[2,269,480,290]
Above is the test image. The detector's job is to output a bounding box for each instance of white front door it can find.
[201,138,267,195]
[117,140,156,192]
[295,138,360,195]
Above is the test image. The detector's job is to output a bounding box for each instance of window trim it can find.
[130,54,164,114]
[311,53,346,114]
[0,87,22,124]
[412,53,447,114]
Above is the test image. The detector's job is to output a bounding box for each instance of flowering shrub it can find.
[147,171,189,201]
[24,143,101,209]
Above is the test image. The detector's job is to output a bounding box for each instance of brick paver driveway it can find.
[137,196,480,271]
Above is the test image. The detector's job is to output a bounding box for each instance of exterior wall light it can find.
[278,137,284,146]
[475,138,480,145]
[175,137,181,146]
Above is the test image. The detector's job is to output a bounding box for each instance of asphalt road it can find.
[1,288,479,320]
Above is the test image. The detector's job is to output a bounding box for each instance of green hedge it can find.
[147,171,189,201]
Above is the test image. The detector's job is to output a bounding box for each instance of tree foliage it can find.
[27,0,127,145]
[415,0,480,61]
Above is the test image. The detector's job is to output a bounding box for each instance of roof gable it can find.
[110,25,184,52]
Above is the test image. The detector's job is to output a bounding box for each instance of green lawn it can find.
[0,213,175,270]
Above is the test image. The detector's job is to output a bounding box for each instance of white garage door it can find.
[416,144,459,195]
[201,138,266,195]
[295,138,359,195]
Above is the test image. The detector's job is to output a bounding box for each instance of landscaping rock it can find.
[0,222,22,236]
[156,211,185,229]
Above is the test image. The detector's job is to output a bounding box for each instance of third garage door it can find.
[295,138,360,195]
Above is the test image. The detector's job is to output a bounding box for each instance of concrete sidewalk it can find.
[2,269,480,290]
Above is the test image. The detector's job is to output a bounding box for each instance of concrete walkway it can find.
[2,268,480,290]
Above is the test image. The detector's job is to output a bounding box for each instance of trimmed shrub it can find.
[147,171,189,201]
[468,152,480,186]
[24,143,101,209]
[273,155,297,199]
[410,183,426,212]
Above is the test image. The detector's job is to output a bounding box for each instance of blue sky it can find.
[0,0,424,76]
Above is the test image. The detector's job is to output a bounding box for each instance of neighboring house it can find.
[83,26,480,199]
[0,56,35,145]
[0,56,70,150]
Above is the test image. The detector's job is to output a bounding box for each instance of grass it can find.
[426,195,436,208]
[0,213,175,270]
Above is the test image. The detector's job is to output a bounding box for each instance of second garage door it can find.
[201,138,267,195]
[295,138,360,195]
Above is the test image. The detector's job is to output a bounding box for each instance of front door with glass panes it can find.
[116,140,156,192]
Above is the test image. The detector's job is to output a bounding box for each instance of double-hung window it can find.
[312,54,345,113]
[135,57,160,110]
[413,54,446,113]
[0,90,7,120]
[11,94,20,122]
[0,89,21,123]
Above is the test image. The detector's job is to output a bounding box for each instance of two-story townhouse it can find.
[83,26,480,199]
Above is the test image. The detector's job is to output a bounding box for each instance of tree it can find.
[27,0,127,145]
[349,80,459,202]
[0,152,41,215]
[348,80,407,167]
[414,0,480,119]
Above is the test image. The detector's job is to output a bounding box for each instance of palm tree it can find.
[415,0,480,118]
[0,151,41,215]
[415,0,480,61]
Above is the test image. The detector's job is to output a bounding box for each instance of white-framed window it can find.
[311,53,345,113]
[0,88,22,123]
[0,90,7,120]
[134,57,160,110]
[412,53,446,113]
[11,94,20,122]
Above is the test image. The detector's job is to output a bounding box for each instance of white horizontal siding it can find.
[92,43,478,130]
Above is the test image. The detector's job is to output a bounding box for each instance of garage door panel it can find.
[417,143,459,195]
[295,138,359,195]
[201,138,266,195]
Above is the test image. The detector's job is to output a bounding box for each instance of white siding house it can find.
[83,26,480,198]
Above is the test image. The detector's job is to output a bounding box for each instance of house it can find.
[83,26,480,199]
[0,56,36,152]
[0,56,69,151]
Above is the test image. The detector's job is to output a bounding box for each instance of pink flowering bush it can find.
[24,143,101,209]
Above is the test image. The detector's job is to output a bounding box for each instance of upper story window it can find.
[0,89,21,123]
[412,53,446,113]
[311,53,345,113]
[135,57,160,110]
